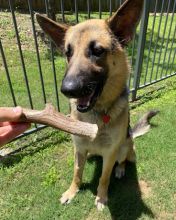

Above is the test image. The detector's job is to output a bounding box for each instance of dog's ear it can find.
[108,0,144,46]
[36,14,68,50]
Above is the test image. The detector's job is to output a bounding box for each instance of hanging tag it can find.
[102,114,110,124]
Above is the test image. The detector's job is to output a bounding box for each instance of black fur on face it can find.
[61,66,108,113]
[61,40,109,113]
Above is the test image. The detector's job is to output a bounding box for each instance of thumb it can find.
[0,106,23,122]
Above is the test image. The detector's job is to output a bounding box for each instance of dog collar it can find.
[96,87,128,124]
[102,114,110,124]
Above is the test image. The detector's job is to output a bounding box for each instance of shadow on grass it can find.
[0,130,70,168]
[82,156,154,220]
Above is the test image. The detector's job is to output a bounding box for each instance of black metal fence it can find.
[0,0,176,140]
[0,0,176,12]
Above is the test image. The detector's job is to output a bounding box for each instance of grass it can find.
[0,10,176,219]
[0,12,68,112]
[0,12,176,109]
[0,76,176,220]
[139,14,176,84]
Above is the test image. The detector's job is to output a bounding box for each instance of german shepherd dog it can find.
[37,0,157,210]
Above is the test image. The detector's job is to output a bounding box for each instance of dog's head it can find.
[37,0,143,112]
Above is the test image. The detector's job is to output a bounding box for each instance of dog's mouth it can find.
[61,73,107,113]
[77,83,102,113]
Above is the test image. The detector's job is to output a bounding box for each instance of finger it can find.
[0,106,23,122]
[0,122,24,127]
[0,122,11,127]
[0,123,30,134]
[0,123,31,147]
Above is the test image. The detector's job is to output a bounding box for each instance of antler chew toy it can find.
[19,104,98,139]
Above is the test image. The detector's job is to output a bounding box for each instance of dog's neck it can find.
[70,87,129,125]
[93,87,129,115]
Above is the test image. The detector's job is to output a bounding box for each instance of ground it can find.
[0,77,176,220]
[0,11,175,109]
[0,10,176,220]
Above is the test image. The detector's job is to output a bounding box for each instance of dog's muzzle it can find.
[61,75,106,113]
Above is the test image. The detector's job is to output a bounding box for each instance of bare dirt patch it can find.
[158,211,176,220]
[0,12,46,51]
[139,180,152,198]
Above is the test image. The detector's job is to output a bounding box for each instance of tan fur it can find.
[36,0,144,211]
[62,19,132,210]
[65,20,130,111]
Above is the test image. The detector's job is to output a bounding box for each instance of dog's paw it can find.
[60,189,79,204]
[95,196,108,211]
[115,164,125,179]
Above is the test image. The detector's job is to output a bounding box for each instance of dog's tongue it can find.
[77,96,91,107]
[77,91,96,112]
[77,92,94,108]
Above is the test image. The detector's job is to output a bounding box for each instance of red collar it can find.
[97,87,128,124]
[102,114,111,124]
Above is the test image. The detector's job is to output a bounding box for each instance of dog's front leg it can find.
[60,148,87,204]
[95,151,117,210]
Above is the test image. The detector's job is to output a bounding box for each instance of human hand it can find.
[0,106,31,147]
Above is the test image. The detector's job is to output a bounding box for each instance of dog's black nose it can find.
[61,76,95,98]
[61,77,78,98]
[61,76,85,98]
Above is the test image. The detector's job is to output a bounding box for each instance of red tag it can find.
[102,114,110,124]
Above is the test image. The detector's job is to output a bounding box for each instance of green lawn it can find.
[0,10,176,220]
[0,76,176,220]
[0,12,176,109]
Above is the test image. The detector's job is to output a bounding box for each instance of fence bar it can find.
[13,125,47,142]
[45,0,60,111]
[132,0,150,101]
[109,0,112,16]
[128,31,138,89]
[99,0,102,19]
[0,40,17,106]
[144,0,158,85]
[160,0,176,78]
[138,72,176,90]
[155,0,171,79]
[8,0,34,109]
[149,0,165,81]
[130,34,136,68]
[51,46,60,111]
[60,0,65,22]
[87,0,90,19]
[74,0,78,23]
[165,25,176,76]
[28,0,47,104]
[169,48,176,75]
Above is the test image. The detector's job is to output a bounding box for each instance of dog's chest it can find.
[70,97,128,155]
[73,125,116,155]
[72,110,126,155]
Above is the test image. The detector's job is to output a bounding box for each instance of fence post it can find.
[132,0,150,101]
[0,39,17,106]
[60,0,65,22]
[47,0,56,21]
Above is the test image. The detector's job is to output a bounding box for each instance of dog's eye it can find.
[92,46,105,57]
[89,42,105,58]
[65,44,73,61]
